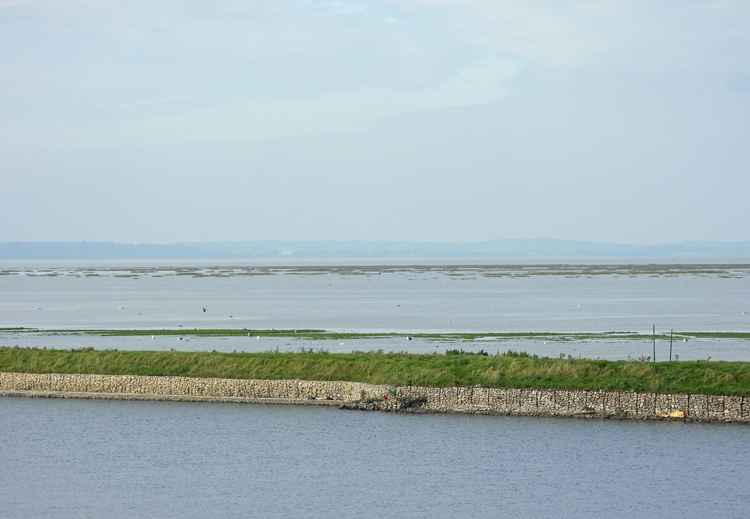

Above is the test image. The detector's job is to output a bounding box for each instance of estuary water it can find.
[1,397,749,519]
[3,261,750,332]
[3,262,750,518]
[1,261,749,360]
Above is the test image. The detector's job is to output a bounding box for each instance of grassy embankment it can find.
[2,347,750,396]
[4,328,750,341]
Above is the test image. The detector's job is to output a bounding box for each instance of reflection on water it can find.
[1,397,749,519]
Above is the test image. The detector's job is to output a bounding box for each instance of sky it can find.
[1,0,748,243]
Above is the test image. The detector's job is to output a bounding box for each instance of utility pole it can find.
[669,329,673,362]
[652,324,656,364]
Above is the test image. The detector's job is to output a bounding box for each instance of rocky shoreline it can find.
[2,372,748,424]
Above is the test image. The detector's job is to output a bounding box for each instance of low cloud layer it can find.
[2,1,748,242]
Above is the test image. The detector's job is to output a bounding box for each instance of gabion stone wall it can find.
[1,372,748,423]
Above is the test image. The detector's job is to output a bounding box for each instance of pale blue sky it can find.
[2,1,748,243]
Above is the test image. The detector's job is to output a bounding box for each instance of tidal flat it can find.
[3,261,749,359]
[3,263,750,280]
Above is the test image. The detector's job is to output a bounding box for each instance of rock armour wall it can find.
[1,372,748,423]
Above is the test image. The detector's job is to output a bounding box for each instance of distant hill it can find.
[1,240,749,260]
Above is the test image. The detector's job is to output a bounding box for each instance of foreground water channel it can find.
[1,397,748,519]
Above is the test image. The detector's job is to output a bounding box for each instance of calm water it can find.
[2,262,749,360]
[2,263,749,331]
[1,397,748,519]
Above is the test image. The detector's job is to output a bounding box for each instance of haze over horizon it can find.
[3,238,750,260]
[2,1,748,243]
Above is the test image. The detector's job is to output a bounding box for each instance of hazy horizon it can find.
[3,238,750,260]
[2,1,748,243]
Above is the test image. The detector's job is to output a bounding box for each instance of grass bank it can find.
[2,347,750,395]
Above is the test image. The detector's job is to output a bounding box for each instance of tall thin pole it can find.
[669,329,673,362]
[652,324,656,364]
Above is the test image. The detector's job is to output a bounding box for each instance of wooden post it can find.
[669,329,673,362]
[652,324,656,363]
